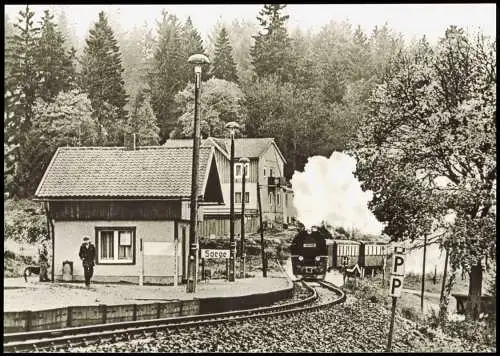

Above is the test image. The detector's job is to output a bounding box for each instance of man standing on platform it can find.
[79,236,96,287]
[38,238,50,282]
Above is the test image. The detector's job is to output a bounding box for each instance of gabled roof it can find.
[35,146,221,200]
[165,137,286,163]
[164,138,230,159]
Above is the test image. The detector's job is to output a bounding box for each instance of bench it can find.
[452,293,496,316]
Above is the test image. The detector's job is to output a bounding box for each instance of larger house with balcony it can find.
[34,145,224,284]
[164,137,296,237]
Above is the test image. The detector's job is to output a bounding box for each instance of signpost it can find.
[200,249,231,281]
[387,245,406,352]
[342,256,349,284]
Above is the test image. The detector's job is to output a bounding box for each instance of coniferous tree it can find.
[210,27,239,83]
[5,5,41,197]
[4,14,16,79]
[148,10,185,141]
[80,11,128,145]
[37,10,78,102]
[126,90,160,146]
[56,8,80,52]
[180,17,208,83]
[250,4,293,82]
[120,23,153,105]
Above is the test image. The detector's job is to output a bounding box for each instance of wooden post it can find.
[421,234,427,313]
[382,256,386,287]
[24,311,32,332]
[174,222,178,287]
[139,238,144,286]
[225,258,229,280]
[156,303,161,319]
[44,203,55,283]
[100,304,107,324]
[440,247,449,303]
[67,306,73,327]
[386,297,397,352]
[240,159,247,278]
[201,258,205,281]
[257,184,267,277]
[186,58,206,293]
[228,133,235,282]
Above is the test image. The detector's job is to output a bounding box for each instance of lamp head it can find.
[188,54,210,65]
[225,121,240,136]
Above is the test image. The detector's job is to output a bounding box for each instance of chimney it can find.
[125,133,137,150]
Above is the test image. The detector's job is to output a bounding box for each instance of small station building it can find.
[34,146,224,284]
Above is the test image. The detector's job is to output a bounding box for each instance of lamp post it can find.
[239,157,250,279]
[225,121,240,282]
[186,53,210,293]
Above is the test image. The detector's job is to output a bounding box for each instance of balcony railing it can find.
[267,176,286,188]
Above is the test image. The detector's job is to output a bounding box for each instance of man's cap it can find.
[83,236,90,241]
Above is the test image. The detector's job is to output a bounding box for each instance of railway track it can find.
[4,280,345,352]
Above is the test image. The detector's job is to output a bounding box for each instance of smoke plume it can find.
[291,152,384,235]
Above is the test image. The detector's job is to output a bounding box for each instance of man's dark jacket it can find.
[79,243,96,267]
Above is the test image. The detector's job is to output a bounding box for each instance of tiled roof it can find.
[164,138,230,159]
[221,138,274,158]
[164,137,282,160]
[35,146,213,199]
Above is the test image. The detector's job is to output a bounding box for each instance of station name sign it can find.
[200,249,230,259]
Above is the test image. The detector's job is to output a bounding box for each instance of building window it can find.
[263,168,266,176]
[96,227,135,264]
[269,168,273,177]
[268,192,273,206]
[236,192,249,203]
[276,193,280,206]
[235,163,249,179]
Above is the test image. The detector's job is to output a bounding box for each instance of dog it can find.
[23,265,41,282]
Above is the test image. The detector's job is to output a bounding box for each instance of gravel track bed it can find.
[64,285,494,353]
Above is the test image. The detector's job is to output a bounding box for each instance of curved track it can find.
[4,280,345,352]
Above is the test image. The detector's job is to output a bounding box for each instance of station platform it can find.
[3,272,291,313]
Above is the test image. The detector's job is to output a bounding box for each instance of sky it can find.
[4,4,496,45]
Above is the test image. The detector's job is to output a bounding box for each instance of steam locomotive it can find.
[290,227,328,280]
[290,225,388,280]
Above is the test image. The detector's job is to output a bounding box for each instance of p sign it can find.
[392,253,406,276]
[389,275,404,297]
[389,246,406,298]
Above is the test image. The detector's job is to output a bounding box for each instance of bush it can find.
[4,199,47,243]
[401,306,422,323]
[444,319,496,350]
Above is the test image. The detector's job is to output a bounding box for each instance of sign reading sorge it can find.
[200,249,230,259]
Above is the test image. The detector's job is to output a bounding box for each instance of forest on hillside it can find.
[4,4,415,197]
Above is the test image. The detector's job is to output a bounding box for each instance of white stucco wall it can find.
[54,220,182,282]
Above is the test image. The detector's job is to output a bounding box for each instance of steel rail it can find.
[4,281,315,352]
[5,280,345,352]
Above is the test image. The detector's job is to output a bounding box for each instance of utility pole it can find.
[186,54,209,293]
[421,234,427,312]
[225,122,240,282]
[239,157,249,278]
[440,247,449,303]
[257,184,267,277]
